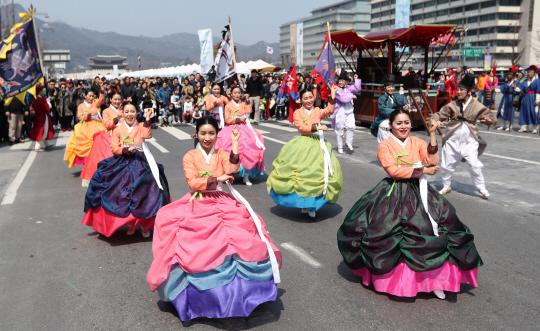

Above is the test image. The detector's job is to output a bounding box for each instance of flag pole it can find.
[324,22,333,90]
[29,5,44,76]
[228,16,237,79]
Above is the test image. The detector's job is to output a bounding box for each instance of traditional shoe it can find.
[141,229,151,238]
[338,149,343,154]
[433,290,446,300]
[533,130,538,134]
[497,127,504,130]
[439,187,452,195]
[346,144,354,151]
[34,148,44,152]
[62,128,66,132]
[301,208,308,214]
[126,227,136,235]
[308,210,316,218]
[505,128,510,132]
[45,143,55,149]
[243,175,252,186]
[479,190,490,197]
[518,130,527,133]
[81,179,90,187]
[68,128,72,131]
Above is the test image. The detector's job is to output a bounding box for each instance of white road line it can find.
[483,153,540,165]
[1,151,37,205]
[261,136,287,145]
[161,126,192,140]
[281,243,322,268]
[53,131,73,148]
[258,122,299,132]
[10,140,34,150]
[479,130,540,139]
[146,138,169,153]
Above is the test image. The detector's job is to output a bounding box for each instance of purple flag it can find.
[314,33,336,89]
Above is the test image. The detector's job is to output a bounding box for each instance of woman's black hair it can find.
[122,100,137,111]
[109,90,121,100]
[299,88,313,99]
[195,116,219,133]
[231,85,242,94]
[389,108,411,124]
[83,89,93,96]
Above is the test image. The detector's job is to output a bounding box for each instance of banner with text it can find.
[296,22,304,68]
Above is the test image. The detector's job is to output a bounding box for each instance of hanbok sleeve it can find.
[205,96,216,112]
[140,121,152,139]
[103,109,120,130]
[477,103,498,126]
[320,97,336,118]
[417,138,439,166]
[111,128,126,156]
[183,152,209,192]
[224,103,237,125]
[377,142,415,180]
[220,149,240,174]
[349,78,362,94]
[430,103,453,122]
[394,93,408,107]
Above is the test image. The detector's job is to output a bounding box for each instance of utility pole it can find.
[138,55,141,70]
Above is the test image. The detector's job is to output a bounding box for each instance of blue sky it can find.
[16,0,332,44]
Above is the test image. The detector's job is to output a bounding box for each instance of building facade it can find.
[370,0,540,69]
[88,55,129,71]
[279,0,371,71]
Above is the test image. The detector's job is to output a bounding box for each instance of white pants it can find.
[36,117,50,149]
[335,110,355,150]
[440,138,486,192]
[520,124,539,132]
[499,120,511,129]
[377,119,392,144]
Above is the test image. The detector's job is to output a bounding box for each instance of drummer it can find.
[370,74,409,143]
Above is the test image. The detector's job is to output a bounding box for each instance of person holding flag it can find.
[332,70,361,154]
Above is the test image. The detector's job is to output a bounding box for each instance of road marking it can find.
[53,131,73,148]
[483,153,540,165]
[261,136,287,145]
[479,130,540,139]
[146,138,169,153]
[258,122,299,132]
[281,243,322,268]
[10,140,34,150]
[1,151,37,205]
[161,126,192,140]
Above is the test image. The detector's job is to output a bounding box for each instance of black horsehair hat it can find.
[457,73,475,90]
[337,70,350,81]
[382,74,396,86]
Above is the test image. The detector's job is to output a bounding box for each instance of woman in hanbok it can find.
[80,91,123,186]
[267,85,342,218]
[337,109,482,299]
[147,116,281,321]
[205,83,229,129]
[64,88,106,171]
[82,103,171,237]
[215,86,265,186]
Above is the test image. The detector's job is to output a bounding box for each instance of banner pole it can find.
[30,7,44,76]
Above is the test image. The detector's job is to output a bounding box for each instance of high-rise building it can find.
[370,0,539,69]
[279,0,371,70]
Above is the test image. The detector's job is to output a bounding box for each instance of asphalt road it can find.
[0,115,539,331]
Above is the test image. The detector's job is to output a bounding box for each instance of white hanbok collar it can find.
[110,105,120,113]
[84,101,91,107]
[390,134,410,149]
[302,106,314,116]
[462,95,473,111]
[198,144,215,164]
[124,121,138,133]
[231,100,240,107]
[528,78,535,86]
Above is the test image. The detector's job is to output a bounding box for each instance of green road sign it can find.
[464,43,472,47]
[462,48,483,58]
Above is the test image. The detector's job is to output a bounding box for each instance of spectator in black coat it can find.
[246,70,264,124]
[121,76,136,102]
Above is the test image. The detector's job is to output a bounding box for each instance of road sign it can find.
[462,48,482,58]
[464,43,472,47]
